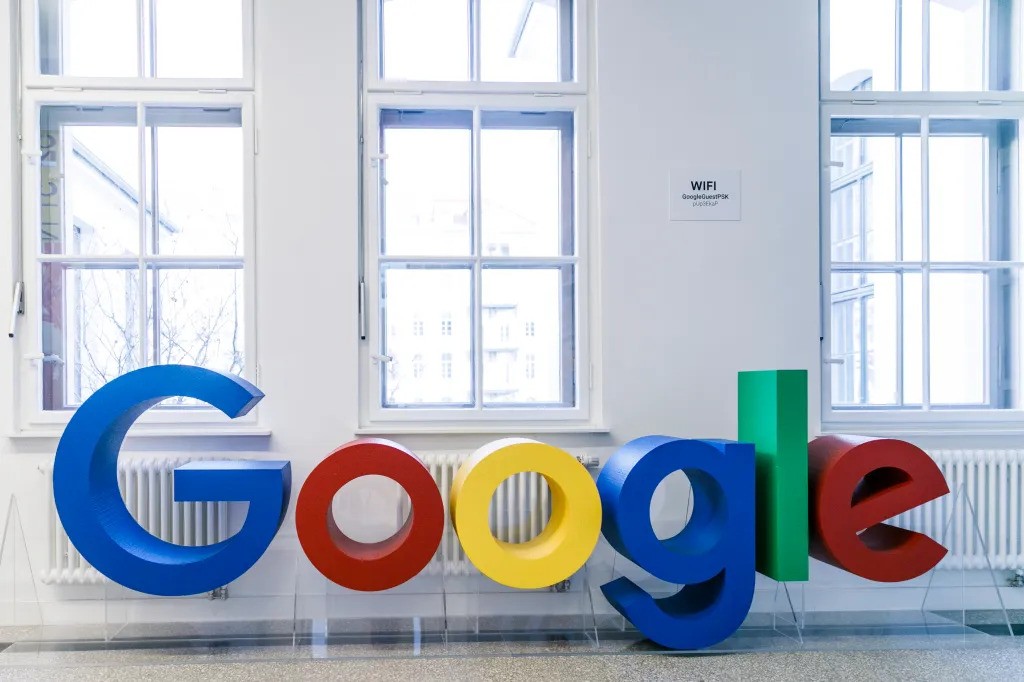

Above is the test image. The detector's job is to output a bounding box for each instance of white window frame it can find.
[363,0,587,96]
[12,0,258,433]
[22,0,255,91]
[820,0,1024,103]
[821,0,1024,433]
[358,0,597,429]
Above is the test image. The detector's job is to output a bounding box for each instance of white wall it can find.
[596,0,821,442]
[9,0,971,626]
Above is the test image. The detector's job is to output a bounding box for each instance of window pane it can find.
[155,0,244,78]
[382,267,473,406]
[831,271,922,407]
[929,133,986,261]
[829,0,899,91]
[902,136,924,260]
[929,0,985,91]
[148,110,244,256]
[480,0,564,82]
[481,123,567,257]
[382,115,472,256]
[40,106,140,256]
[930,272,987,405]
[42,264,140,409]
[903,272,924,405]
[381,0,469,81]
[829,129,921,263]
[151,267,244,374]
[149,268,244,407]
[40,0,139,77]
[901,0,924,90]
[482,267,573,406]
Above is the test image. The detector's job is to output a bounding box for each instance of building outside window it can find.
[17,0,254,424]
[363,0,590,420]
[823,0,1024,430]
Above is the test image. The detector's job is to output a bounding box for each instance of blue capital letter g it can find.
[53,365,290,596]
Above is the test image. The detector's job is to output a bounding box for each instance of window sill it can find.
[820,422,1024,440]
[8,425,273,441]
[355,423,611,436]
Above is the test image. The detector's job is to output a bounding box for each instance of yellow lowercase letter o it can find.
[450,438,602,589]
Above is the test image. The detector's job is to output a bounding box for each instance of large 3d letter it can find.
[53,365,291,596]
[809,435,948,582]
[296,439,444,591]
[450,439,602,590]
[738,370,809,582]
[598,437,755,650]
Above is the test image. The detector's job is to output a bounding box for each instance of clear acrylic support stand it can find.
[102,545,300,648]
[294,561,450,658]
[921,483,1014,638]
[0,496,44,642]
[0,484,1017,662]
[442,561,600,656]
[800,484,1011,650]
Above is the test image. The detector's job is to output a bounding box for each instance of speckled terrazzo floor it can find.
[1,647,1024,681]
[0,610,1018,680]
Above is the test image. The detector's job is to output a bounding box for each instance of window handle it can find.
[24,353,64,366]
[372,354,393,364]
[825,358,845,365]
[8,281,23,338]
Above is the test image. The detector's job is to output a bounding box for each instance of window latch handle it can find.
[8,281,23,339]
[372,353,393,364]
[24,353,64,366]
[825,358,845,365]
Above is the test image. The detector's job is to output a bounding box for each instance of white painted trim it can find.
[363,0,587,93]
[19,0,255,88]
[354,423,610,436]
[7,424,272,439]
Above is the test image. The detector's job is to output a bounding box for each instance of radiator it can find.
[40,458,229,585]
[402,453,552,576]
[893,449,1024,571]
[41,448,1014,582]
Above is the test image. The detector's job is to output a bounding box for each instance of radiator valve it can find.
[209,586,229,600]
[1008,570,1024,588]
[550,579,572,593]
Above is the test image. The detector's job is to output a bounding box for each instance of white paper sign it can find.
[669,170,742,221]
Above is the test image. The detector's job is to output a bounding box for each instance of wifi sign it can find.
[670,169,742,221]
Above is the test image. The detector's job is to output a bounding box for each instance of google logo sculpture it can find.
[53,366,950,650]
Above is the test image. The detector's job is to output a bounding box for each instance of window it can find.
[412,354,425,379]
[412,318,424,336]
[17,1,254,424]
[826,0,1010,92]
[362,0,590,422]
[34,0,250,82]
[822,1,1024,429]
[525,353,536,380]
[525,321,536,337]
